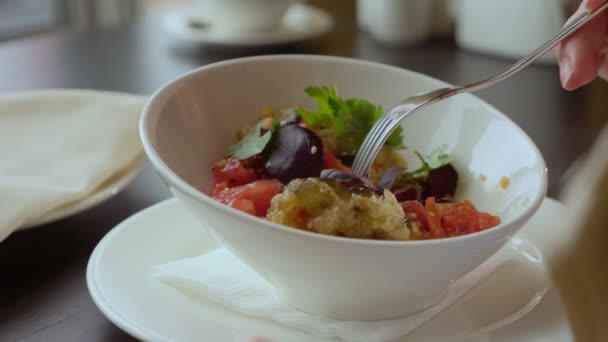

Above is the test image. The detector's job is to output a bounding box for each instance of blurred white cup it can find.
[195,0,300,33]
[357,0,434,45]
[454,0,566,64]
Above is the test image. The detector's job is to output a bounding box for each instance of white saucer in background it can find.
[19,156,144,230]
[163,3,334,47]
[87,197,573,342]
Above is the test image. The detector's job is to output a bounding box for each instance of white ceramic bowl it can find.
[140,55,547,321]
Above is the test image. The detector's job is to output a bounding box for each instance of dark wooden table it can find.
[1,4,607,341]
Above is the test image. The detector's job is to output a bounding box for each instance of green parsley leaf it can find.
[385,126,406,150]
[228,121,277,160]
[297,86,338,126]
[333,98,383,154]
[426,145,453,169]
[402,145,452,183]
[297,108,332,127]
[295,85,406,155]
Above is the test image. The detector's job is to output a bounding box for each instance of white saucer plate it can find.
[163,3,334,47]
[20,156,144,230]
[87,197,573,341]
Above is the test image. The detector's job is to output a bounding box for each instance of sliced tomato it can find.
[322,145,351,172]
[424,197,447,239]
[400,197,501,239]
[211,179,283,217]
[441,200,480,236]
[441,200,501,236]
[211,181,228,196]
[212,158,258,187]
[401,201,429,233]
[477,212,501,230]
[230,198,256,216]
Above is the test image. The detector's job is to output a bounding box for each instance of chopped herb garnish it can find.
[402,145,453,183]
[296,86,405,155]
[229,120,278,160]
[393,145,457,200]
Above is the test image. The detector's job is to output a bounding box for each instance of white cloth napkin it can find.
[155,247,510,342]
[0,89,145,240]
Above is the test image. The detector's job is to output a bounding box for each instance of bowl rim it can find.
[140,54,548,247]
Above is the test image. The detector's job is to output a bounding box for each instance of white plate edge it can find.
[86,197,569,342]
[20,155,145,230]
[163,3,335,46]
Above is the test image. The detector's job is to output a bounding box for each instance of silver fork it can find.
[351,2,608,177]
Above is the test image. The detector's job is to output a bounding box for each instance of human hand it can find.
[556,0,608,90]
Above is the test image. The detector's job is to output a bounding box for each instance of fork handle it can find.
[462,1,608,93]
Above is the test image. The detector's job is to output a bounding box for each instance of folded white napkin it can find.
[155,247,510,342]
[0,89,145,241]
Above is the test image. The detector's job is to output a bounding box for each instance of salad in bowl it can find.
[210,86,501,241]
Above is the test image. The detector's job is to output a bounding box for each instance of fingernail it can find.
[559,54,573,88]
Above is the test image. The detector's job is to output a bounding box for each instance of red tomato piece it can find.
[211,181,228,196]
[441,200,480,236]
[211,179,283,217]
[322,145,351,172]
[424,197,447,239]
[400,197,501,239]
[212,158,258,187]
[477,212,501,230]
[401,201,428,229]
[440,200,501,236]
[231,198,256,216]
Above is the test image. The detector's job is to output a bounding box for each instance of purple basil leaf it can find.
[320,169,380,194]
[378,167,404,190]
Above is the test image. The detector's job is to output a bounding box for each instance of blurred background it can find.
[0,0,584,53]
[0,0,606,195]
[0,0,190,40]
[0,0,358,61]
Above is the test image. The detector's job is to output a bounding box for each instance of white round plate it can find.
[20,156,144,230]
[87,197,573,342]
[163,3,334,47]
